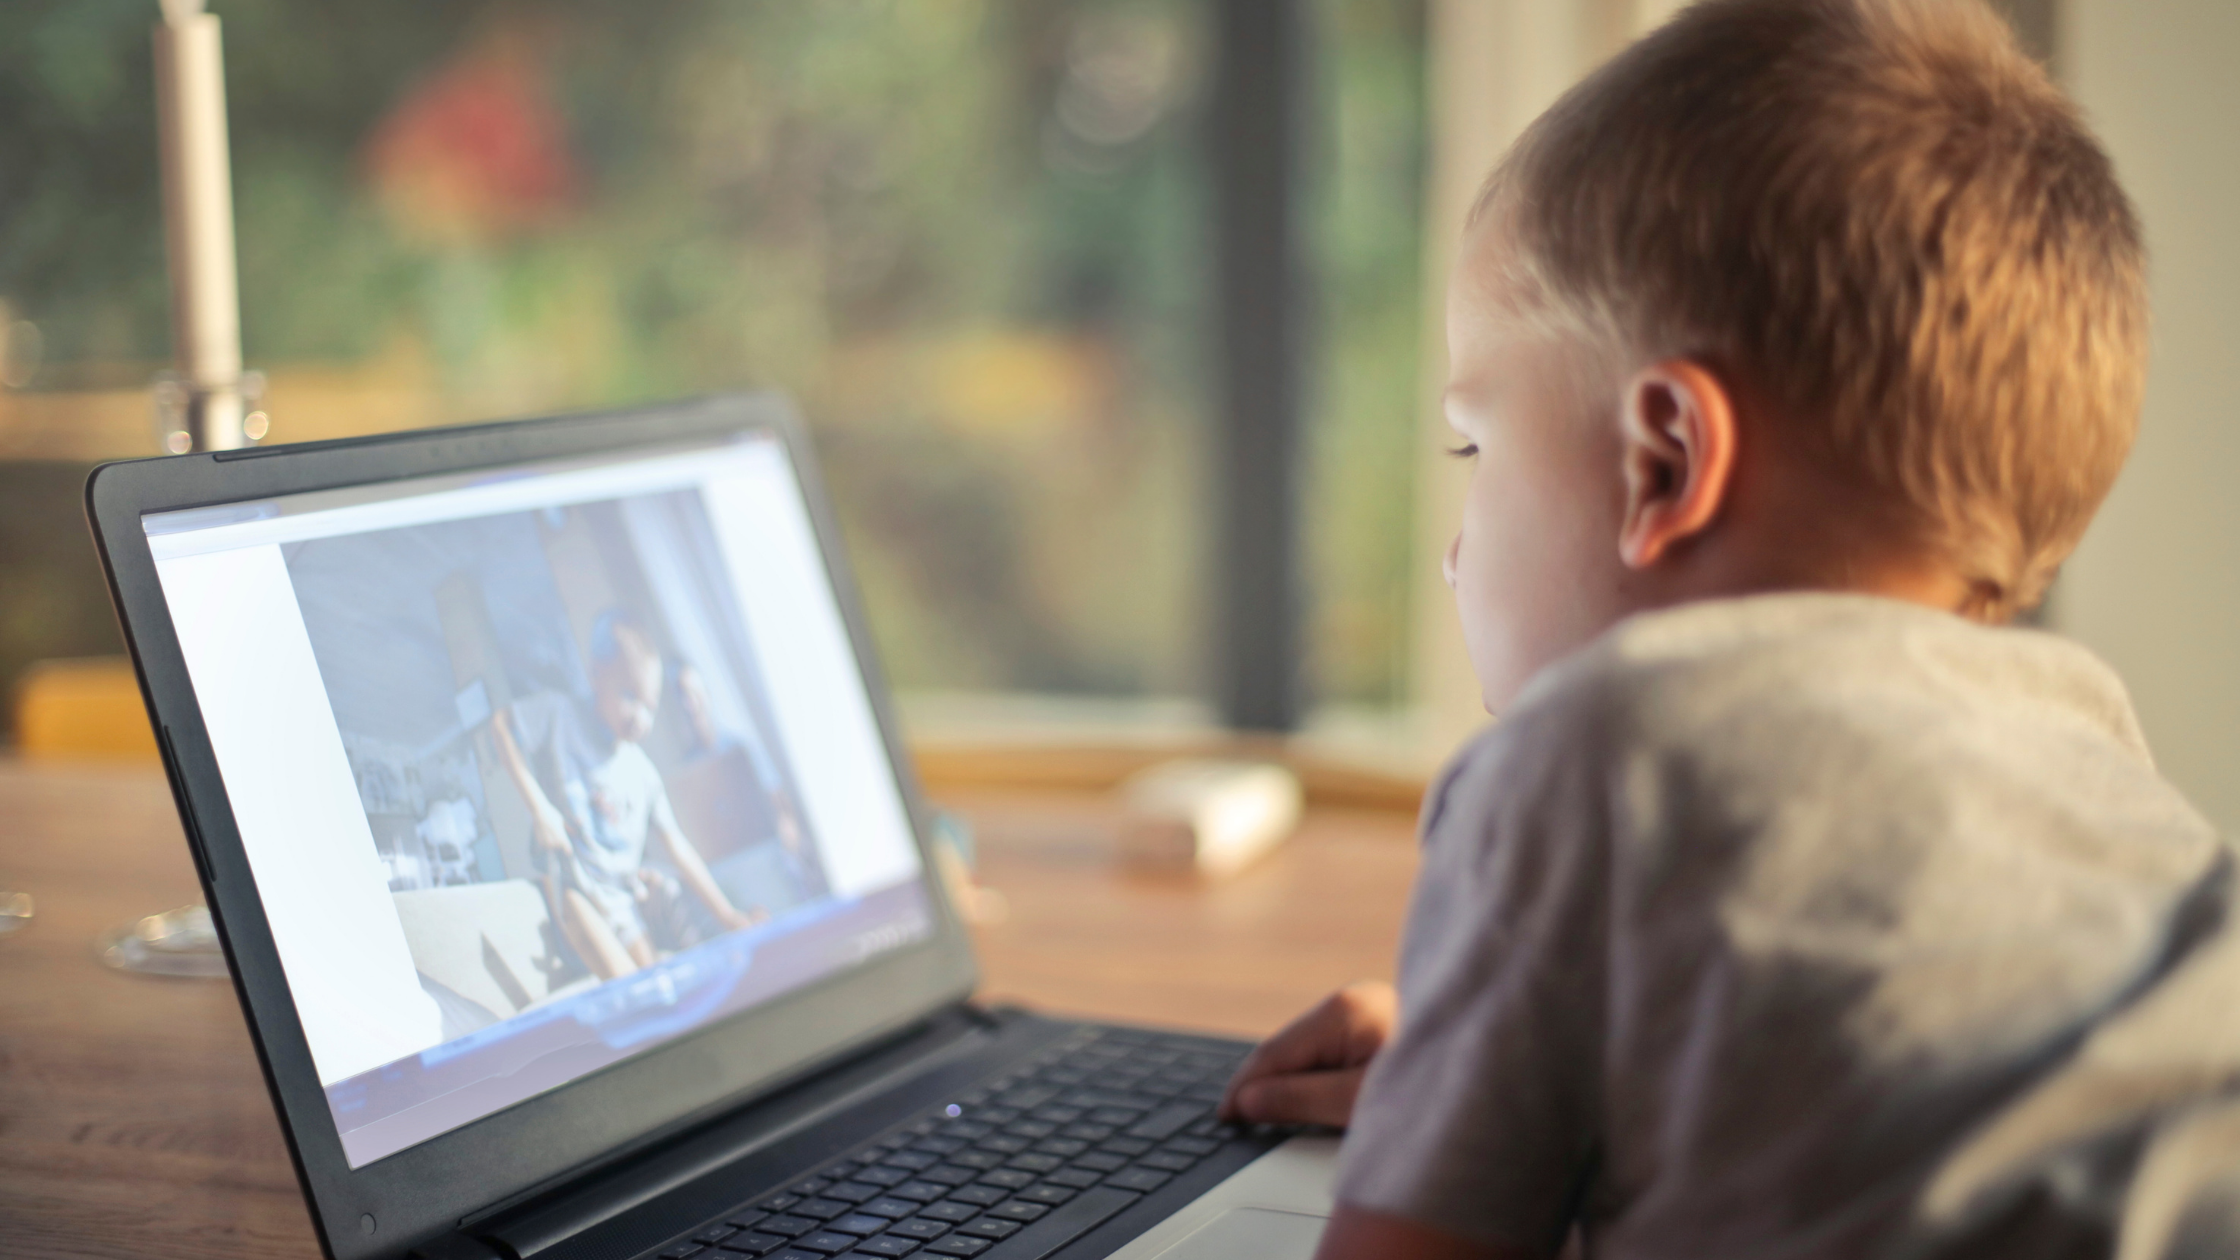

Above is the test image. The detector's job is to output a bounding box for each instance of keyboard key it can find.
[1127,1103,1204,1140]
[794,1200,851,1221]
[975,1135,1029,1155]
[829,1214,895,1236]
[826,1182,883,1204]
[1034,1138,1089,1157]
[1004,1121,1057,1139]
[1005,1153,1062,1173]
[1059,1124,1113,1141]
[911,1136,966,1155]
[697,1225,739,1243]
[946,1185,1007,1207]
[1099,1137,1153,1157]
[792,1232,862,1254]
[989,1202,1050,1223]
[942,1121,993,1139]
[768,1252,825,1260]
[1138,1151,1196,1173]
[997,1085,1059,1108]
[762,1194,804,1212]
[883,1150,940,1170]
[1071,1152,1127,1173]
[717,1234,787,1255]
[1015,1186,1077,1206]
[956,1219,1020,1240]
[1164,1137,1219,1156]
[947,1150,1004,1170]
[853,1238,920,1257]
[855,1166,912,1187]
[1029,1106,1083,1124]
[1047,1167,1105,1189]
[918,1201,979,1223]
[888,1182,946,1202]
[926,1238,992,1257]
[888,1219,950,1240]
[759,1216,819,1237]
[727,1211,771,1230]
[920,1166,977,1186]
[863,1199,921,1219]
[976,1169,1034,1189]
[1106,1168,1171,1193]
[975,1107,1021,1124]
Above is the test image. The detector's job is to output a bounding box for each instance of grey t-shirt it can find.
[1340,594,2240,1259]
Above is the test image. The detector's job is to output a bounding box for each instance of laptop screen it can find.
[142,433,934,1169]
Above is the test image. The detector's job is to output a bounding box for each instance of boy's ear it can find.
[1617,357,1740,569]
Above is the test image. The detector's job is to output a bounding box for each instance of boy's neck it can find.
[1657,435,1990,623]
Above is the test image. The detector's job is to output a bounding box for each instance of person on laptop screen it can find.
[492,608,759,979]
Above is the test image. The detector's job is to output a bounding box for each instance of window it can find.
[0,0,1425,734]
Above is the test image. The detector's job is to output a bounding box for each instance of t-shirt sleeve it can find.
[1335,717,1611,1254]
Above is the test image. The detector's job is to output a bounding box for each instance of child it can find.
[492,609,759,980]
[1221,2,2240,1257]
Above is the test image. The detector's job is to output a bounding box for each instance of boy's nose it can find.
[1443,533,1461,590]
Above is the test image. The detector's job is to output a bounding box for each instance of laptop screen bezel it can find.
[86,393,980,1260]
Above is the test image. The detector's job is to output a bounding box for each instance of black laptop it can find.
[86,394,1337,1260]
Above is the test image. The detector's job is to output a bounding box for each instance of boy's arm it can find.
[1316,1204,1531,1260]
[491,707,572,861]
[650,803,760,931]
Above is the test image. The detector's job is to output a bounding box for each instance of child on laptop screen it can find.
[1222,1,2240,1256]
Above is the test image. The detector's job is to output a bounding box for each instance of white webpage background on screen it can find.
[698,442,922,900]
[155,543,445,1084]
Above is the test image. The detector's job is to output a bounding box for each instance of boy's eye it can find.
[1445,443,1479,460]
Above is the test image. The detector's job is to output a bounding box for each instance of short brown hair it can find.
[1475,0,2146,616]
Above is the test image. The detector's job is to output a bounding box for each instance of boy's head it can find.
[590,610,664,742]
[1444,0,2146,712]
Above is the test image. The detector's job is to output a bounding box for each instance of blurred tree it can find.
[0,0,1422,713]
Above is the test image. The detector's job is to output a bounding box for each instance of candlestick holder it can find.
[153,368,268,454]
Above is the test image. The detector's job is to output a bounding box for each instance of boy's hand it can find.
[1220,980,1397,1129]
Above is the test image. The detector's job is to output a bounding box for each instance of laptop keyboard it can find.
[652,1026,1252,1260]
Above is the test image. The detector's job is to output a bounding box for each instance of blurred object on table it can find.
[0,889,32,935]
[1117,759,1302,877]
[98,901,227,979]
[12,656,157,762]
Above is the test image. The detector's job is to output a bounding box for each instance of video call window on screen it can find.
[145,438,934,1166]
[288,490,829,1022]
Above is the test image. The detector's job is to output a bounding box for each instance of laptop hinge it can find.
[409,1232,509,1260]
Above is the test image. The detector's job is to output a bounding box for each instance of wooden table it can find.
[0,759,1420,1260]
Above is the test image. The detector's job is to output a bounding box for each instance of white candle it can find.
[153,0,246,451]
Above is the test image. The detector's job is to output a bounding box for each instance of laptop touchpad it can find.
[1153,1206,1327,1260]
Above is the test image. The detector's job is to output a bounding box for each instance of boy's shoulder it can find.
[1524,590,2141,746]
[1426,591,2208,903]
[1451,591,2155,800]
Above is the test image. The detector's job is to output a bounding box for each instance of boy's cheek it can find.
[1452,476,1612,712]
[1450,516,1537,711]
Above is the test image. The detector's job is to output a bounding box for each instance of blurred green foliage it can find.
[0,0,1421,711]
